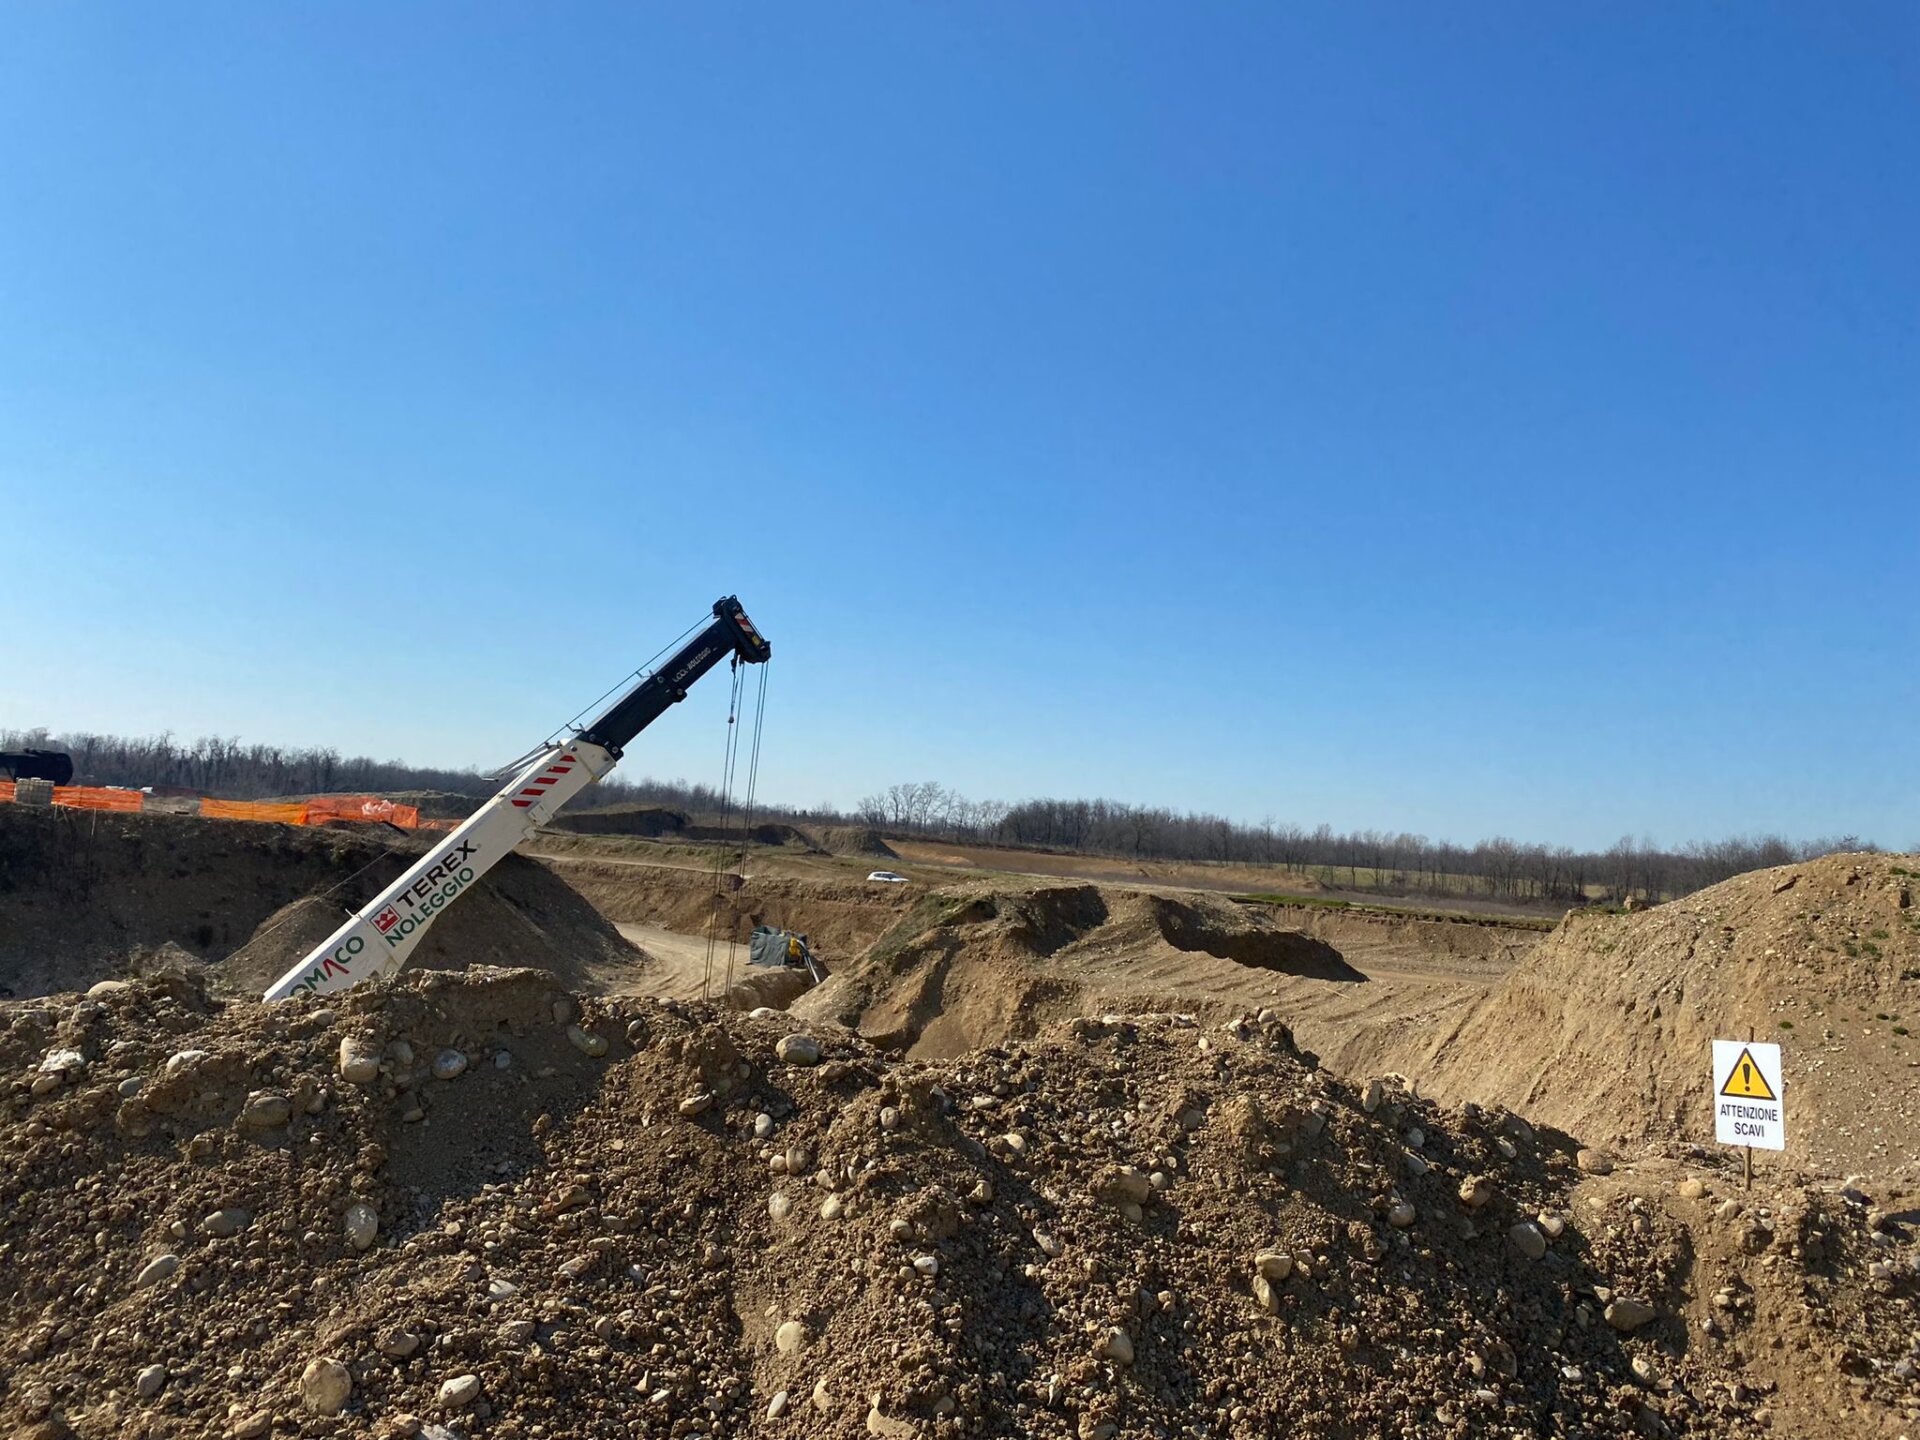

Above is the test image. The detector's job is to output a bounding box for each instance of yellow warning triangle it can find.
[1720,1047,1777,1101]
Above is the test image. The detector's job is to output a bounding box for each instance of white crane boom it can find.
[261,597,771,1001]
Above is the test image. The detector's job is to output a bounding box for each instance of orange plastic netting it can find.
[201,799,311,824]
[50,787,145,813]
[0,783,436,828]
[306,797,421,828]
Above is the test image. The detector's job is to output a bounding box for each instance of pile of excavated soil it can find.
[0,807,646,1002]
[550,862,919,960]
[794,886,1378,1059]
[1388,853,1920,1180]
[813,827,900,860]
[5,969,1911,1439]
[219,854,644,999]
[545,805,690,839]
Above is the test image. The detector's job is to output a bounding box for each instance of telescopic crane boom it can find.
[262,597,771,1001]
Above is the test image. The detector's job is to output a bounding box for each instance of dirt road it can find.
[613,922,738,1000]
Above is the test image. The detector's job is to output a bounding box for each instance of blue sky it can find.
[1,4,1913,851]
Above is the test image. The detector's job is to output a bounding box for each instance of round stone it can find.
[775,1034,823,1066]
[239,1091,292,1128]
[438,1373,482,1409]
[338,1037,381,1085]
[344,1202,379,1251]
[135,1254,181,1289]
[300,1358,352,1415]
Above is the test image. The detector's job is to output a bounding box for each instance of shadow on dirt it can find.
[1150,896,1366,981]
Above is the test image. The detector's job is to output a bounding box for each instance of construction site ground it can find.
[1,805,1915,1438]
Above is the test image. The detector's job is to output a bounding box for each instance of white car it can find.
[866,870,909,884]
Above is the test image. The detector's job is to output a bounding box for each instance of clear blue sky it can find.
[2,4,1913,851]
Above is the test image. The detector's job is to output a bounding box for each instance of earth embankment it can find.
[1378,853,1920,1178]
[0,807,645,1000]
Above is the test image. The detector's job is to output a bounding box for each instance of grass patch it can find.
[1778,1020,1794,1030]
[1232,892,1557,931]
[1239,891,1351,911]
[1895,1026,1911,1037]
[1869,928,1890,940]
[863,892,993,969]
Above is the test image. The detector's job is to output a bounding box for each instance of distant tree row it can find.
[853,782,1883,907]
[0,727,710,815]
[5,728,1887,906]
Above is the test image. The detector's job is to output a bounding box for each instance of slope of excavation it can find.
[545,858,920,959]
[787,884,1538,1062]
[0,806,649,1001]
[4,969,1910,1438]
[1381,852,1920,1180]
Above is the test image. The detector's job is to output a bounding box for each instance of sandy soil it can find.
[3,808,1917,1434]
[8,972,1909,1439]
[1374,852,1920,1181]
[613,922,746,1000]
[559,856,1539,1087]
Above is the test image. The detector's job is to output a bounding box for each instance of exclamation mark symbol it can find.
[1741,1059,1752,1092]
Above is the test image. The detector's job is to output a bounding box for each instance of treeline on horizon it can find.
[849,782,1883,907]
[0,727,700,814]
[5,729,1889,907]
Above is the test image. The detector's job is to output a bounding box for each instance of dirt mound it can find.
[5,970,1906,1439]
[815,826,899,859]
[546,804,690,838]
[1133,893,1358,980]
[676,821,823,852]
[795,885,1366,1058]
[0,806,646,1001]
[220,850,645,998]
[1391,853,1920,1178]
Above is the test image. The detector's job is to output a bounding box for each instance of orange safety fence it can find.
[307,796,421,829]
[51,786,146,813]
[0,781,448,830]
[201,799,312,825]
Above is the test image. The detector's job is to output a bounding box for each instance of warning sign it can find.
[1712,1040,1784,1150]
[1719,1047,1777,1101]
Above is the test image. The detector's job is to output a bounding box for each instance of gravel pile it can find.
[1,969,1911,1439]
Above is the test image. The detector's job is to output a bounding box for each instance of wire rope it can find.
[701,662,747,1001]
